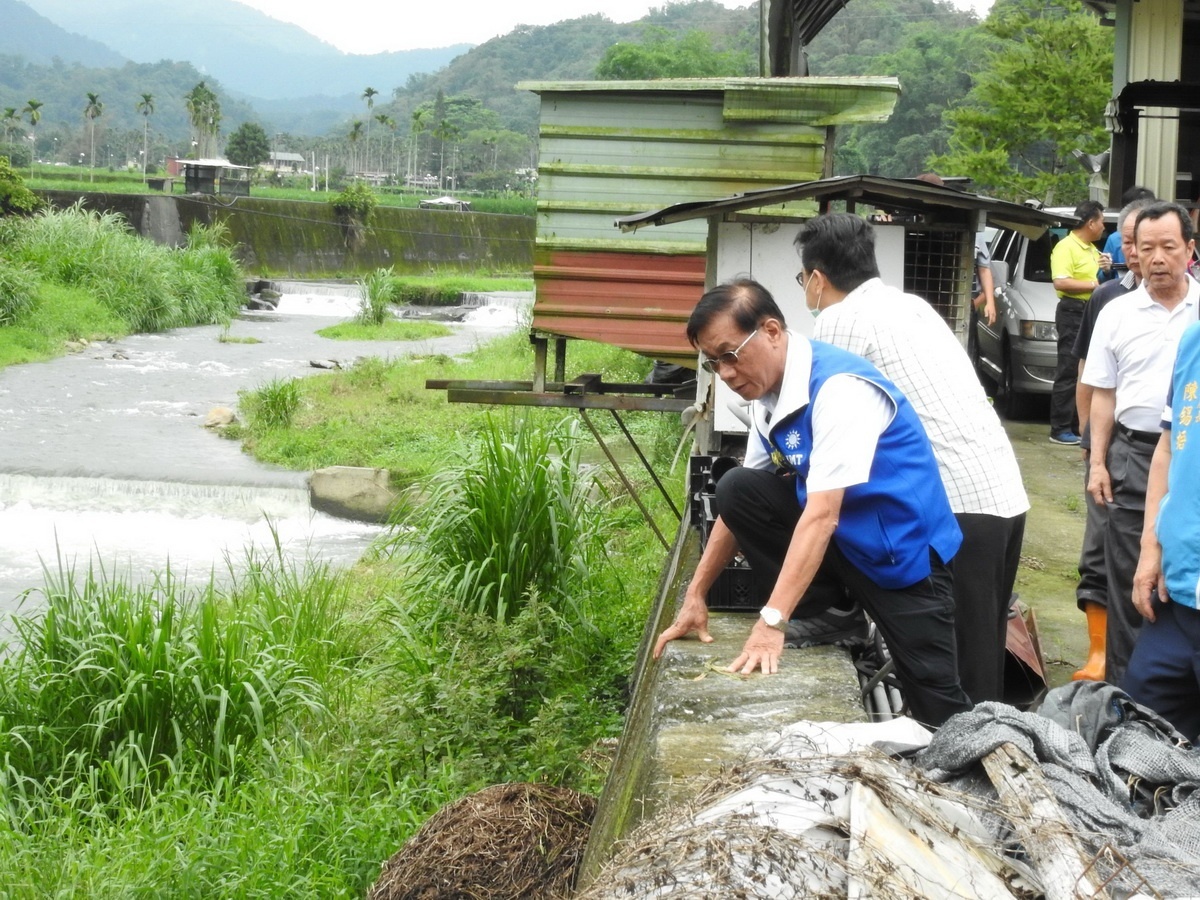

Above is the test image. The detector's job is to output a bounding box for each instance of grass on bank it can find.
[316,320,452,341]
[0,205,245,368]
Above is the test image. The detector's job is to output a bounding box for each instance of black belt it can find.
[1117,423,1160,446]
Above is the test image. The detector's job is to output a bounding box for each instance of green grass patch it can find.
[0,281,126,367]
[315,320,452,341]
[218,333,263,344]
[391,274,533,306]
[234,330,665,487]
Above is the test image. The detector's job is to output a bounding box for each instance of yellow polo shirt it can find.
[1051,230,1100,301]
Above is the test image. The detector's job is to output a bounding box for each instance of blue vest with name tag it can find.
[758,340,961,589]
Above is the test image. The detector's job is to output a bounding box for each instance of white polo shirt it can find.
[1081,279,1200,433]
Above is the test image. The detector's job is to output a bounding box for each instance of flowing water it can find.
[0,287,531,613]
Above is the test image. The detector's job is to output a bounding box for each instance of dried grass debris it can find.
[368,782,596,900]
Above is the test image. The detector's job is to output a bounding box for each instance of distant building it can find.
[266,151,306,174]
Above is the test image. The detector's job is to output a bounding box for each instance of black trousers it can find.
[1103,429,1155,686]
[1050,298,1085,435]
[715,466,972,728]
[950,512,1026,704]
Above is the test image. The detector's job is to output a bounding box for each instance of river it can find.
[0,286,529,613]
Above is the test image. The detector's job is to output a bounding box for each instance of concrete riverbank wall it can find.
[35,190,535,277]
[578,522,864,887]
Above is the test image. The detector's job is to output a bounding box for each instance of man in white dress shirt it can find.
[1081,201,1199,687]
[800,212,1030,703]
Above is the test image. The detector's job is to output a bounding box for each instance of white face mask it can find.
[809,288,824,318]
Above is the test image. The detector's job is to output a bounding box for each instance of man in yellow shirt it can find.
[1049,200,1111,445]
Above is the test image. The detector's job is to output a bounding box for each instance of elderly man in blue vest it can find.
[653,278,972,728]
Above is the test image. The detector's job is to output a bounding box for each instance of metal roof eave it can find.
[615,175,1070,239]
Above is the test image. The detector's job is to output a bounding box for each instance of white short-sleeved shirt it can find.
[813,278,1029,518]
[1080,279,1200,433]
[751,374,893,491]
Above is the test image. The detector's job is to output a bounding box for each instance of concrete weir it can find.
[579,522,864,886]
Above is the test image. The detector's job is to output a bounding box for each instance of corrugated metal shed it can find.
[520,77,900,365]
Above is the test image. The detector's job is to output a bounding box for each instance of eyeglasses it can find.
[795,270,807,289]
[701,329,758,374]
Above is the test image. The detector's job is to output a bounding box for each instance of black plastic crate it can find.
[708,561,767,611]
[688,455,764,610]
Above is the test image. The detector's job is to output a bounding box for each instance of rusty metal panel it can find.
[533,250,706,366]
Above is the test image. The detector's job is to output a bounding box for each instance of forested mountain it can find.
[18,0,470,100]
[0,57,259,167]
[388,2,758,135]
[0,0,126,68]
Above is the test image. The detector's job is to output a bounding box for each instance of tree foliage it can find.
[225,121,270,167]
[595,27,754,80]
[0,153,38,216]
[928,0,1113,204]
[834,22,984,177]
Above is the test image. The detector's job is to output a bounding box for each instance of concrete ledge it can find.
[579,523,864,885]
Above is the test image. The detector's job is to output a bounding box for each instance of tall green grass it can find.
[393,416,605,623]
[357,266,399,325]
[1,204,243,333]
[0,553,339,796]
[239,377,302,430]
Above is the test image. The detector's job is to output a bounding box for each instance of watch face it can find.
[760,607,783,627]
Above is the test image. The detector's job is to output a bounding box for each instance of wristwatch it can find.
[759,606,785,629]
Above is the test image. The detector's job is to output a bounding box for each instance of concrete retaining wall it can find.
[35,190,534,277]
[578,523,865,887]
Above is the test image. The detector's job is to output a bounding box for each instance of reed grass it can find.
[357,267,398,325]
[315,320,452,341]
[0,555,328,795]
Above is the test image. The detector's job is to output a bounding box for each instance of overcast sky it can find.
[237,0,997,55]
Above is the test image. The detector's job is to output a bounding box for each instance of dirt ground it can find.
[1002,414,1093,688]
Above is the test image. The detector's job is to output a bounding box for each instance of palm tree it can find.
[136,92,154,183]
[84,92,103,182]
[22,99,43,175]
[185,81,220,159]
[348,120,364,175]
[375,113,395,180]
[2,107,19,145]
[361,87,377,173]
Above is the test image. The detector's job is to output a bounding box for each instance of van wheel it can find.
[1000,344,1035,420]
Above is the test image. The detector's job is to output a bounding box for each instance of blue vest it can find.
[1158,321,1200,609]
[758,340,961,589]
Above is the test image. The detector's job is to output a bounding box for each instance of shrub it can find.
[330,181,377,225]
[0,154,38,217]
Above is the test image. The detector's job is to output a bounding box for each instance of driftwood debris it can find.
[981,741,1109,900]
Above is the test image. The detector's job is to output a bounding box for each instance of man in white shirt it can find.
[801,213,1029,703]
[652,278,972,728]
[1081,201,1199,686]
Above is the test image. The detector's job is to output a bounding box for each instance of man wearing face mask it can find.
[653,277,972,728]
[801,213,1028,704]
